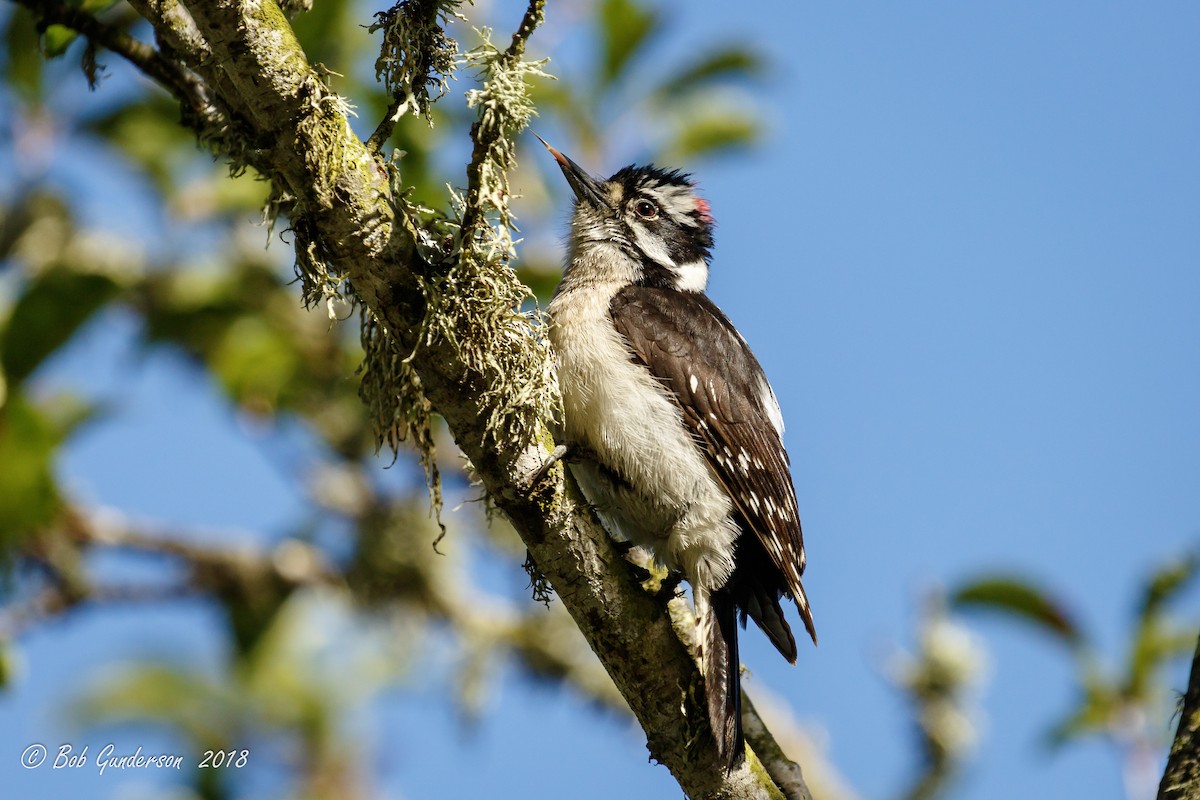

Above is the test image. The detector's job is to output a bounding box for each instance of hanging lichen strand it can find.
[358,2,558,531]
[446,14,559,451]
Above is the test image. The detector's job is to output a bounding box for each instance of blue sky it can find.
[3,2,1199,799]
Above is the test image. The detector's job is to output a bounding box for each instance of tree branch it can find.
[135,0,212,59]
[460,0,545,240]
[1,584,203,636]
[744,691,815,800]
[365,0,454,153]
[2,507,337,638]
[13,0,224,130]
[1159,633,1200,800]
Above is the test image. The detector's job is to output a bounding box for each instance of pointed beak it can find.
[534,133,611,209]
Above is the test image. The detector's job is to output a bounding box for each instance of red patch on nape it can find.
[695,197,714,223]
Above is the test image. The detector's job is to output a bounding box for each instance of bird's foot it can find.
[616,543,681,597]
[526,443,572,488]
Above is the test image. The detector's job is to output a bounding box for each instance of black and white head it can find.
[539,138,715,292]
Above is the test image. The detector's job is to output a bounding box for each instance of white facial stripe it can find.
[671,259,709,292]
[630,224,676,268]
[643,186,703,227]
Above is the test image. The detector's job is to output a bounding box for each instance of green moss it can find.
[745,747,788,800]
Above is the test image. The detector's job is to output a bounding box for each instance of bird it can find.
[537,137,817,771]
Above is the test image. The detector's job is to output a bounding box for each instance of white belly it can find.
[547,283,739,589]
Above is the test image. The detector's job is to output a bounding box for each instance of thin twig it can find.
[366,91,409,154]
[366,0,460,153]
[742,691,815,800]
[0,584,203,638]
[503,0,545,61]
[0,506,341,638]
[12,0,222,130]
[459,0,546,237]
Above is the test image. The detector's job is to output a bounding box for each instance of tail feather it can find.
[742,585,798,663]
[732,533,814,659]
[793,581,818,647]
[698,587,743,771]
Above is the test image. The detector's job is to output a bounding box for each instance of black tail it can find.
[741,580,798,663]
[700,587,743,771]
[729,531,815,661]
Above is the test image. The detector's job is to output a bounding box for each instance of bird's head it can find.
[538,136,714,292]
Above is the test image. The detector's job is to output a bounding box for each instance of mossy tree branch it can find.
[11,0,224,126]
[9,0,811,796]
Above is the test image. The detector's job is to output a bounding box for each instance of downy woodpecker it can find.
[540,139,817,770]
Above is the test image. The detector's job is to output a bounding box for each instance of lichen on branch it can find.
[358,2,557,525]
[385,6,559,461]
[427,8,559,451]
[460,17,551,252]
[367,0,465,151]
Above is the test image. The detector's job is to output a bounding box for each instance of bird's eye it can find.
[633,199,658,219]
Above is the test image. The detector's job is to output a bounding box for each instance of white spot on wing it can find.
[689,374,698,393]
[758,376,785,436]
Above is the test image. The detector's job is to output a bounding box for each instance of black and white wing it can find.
[608,286,817,651]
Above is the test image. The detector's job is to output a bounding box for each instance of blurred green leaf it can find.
[1139,551,1199,623]
[291,0,365,72]
[4,9,45,100]
[138,266,261,352]
[515,259,562,301]
[74,663,238,748]
[653,46,764,100]
[0,193,70,262]
[42,24,78,58]
[86,97,198,193]
[1122,552,1200,706]
[668,114,758,162]
[0,639,13,688]
[0,393,69,550]
[1,193,76,276]
[78,0,121,12]
[139,261,337,409]
[1128,621,1199,701]
[598,0,660,90]
[1,266,121,388]
[950,576,1082,647]
[1044,670,1119,747]
[210,316,303,416]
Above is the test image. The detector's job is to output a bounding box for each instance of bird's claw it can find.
[527,443,572,488]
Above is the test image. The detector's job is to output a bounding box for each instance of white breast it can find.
[547,277,739,590]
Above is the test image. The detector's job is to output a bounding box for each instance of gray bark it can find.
[1159,636,1200,800]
